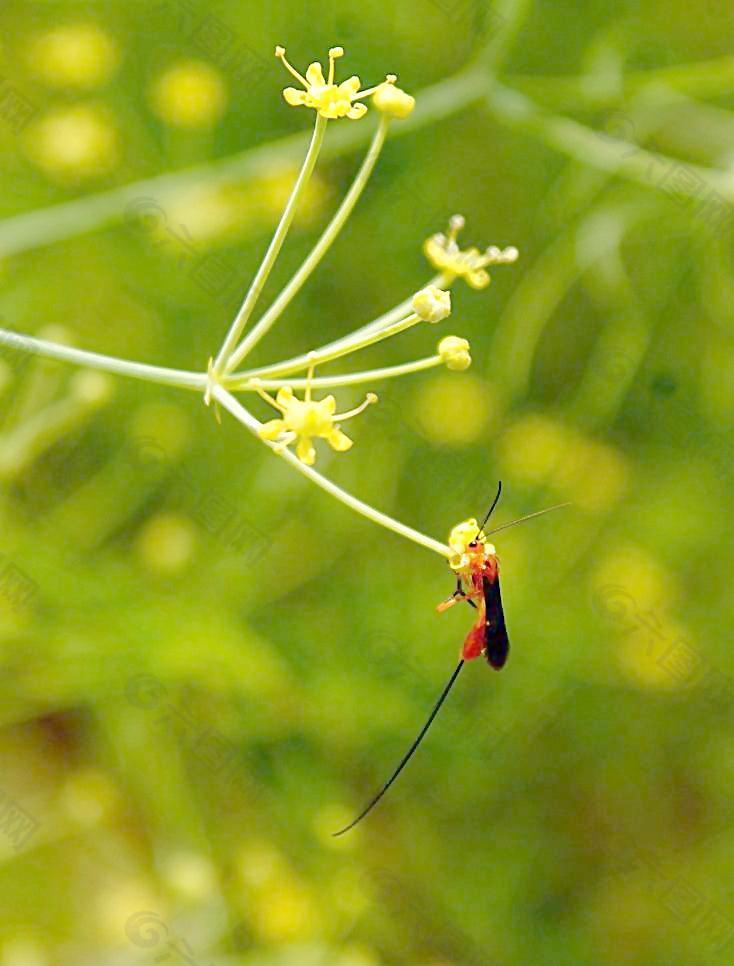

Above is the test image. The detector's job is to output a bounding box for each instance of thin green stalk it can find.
[0,328,207,391]
[229,355,442,391]
[287,312,423,374]
[480,0,534,76]
[231,274,445,382]
[212,385,451,559]
[0,396,94,479]
[213,114,328,373]
[511,55,734,111]
[225,116,391,373]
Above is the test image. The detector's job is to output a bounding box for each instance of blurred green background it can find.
[1,1,734,963]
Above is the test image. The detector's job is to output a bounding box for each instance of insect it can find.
[333,482,568,836]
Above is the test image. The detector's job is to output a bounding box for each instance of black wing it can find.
[482,574,510,670]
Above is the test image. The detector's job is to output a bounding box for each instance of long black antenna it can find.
[484,502,570,537]
[477,480,503,536]
[333,660,466,836]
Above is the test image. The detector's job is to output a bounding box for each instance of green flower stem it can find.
[0,328,207,391]
[225,116,391,374]
[213,114,328,374]
[212,384,452,559]
[511,55,734,111]
[302,313,425,371]
[485,82,733,202]
[230,355,442,391]
[0,396,96,480]
[231,275,445,382]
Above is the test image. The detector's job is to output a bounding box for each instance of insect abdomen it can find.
[482,575,510,670]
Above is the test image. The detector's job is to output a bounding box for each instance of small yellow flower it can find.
[438,335,471,370]
[424,215,518,289]
[255,366,377,465]
[372,83,415,119]
[412,285,451,323]
[447,518,495,571]
[275,45,397,120]
[150,60,227,128]
[27,24,119,89]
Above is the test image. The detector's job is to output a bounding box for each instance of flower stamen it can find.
[334,392,378,421]
[274,45,308,87]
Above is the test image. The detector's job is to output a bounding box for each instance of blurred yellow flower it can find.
[24,104,119,180]
[149,60,227,128]
[161,851,216,900]
[411,373,495,445]
[237,841,285,887]
[617,622,698,691]
[59,768,117,826]
[27,23,119,89]
[276,44,397,120]
[592,545,675,613]
[136,513,196,574]
[251,879,316,942]
[499,415,628,511]
[163,171,330,247]
[95,880,162,943]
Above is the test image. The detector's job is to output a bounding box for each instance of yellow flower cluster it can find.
[424,215,519,289]
[275,45,413,121]
[257,370,377,466]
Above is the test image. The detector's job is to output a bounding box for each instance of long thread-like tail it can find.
[333,659,465,836]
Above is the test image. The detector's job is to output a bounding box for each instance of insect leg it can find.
[436,578,477,612]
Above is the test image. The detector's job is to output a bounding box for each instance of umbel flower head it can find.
[275,45,398,120]
[256,363,378,465]
[425,214,519,289]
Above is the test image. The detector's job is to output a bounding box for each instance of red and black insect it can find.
[436,481,509,669]
[333,482,567,836]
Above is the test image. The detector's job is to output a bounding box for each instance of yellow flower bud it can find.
[372,83,415,119]
[438,335,471,371]
[412,285,451,323]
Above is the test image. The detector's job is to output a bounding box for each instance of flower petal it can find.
[283,87,307,106]
[276,386,294,408]
[467,268,490,289]
[340,75,361,95]
[305,62,326,87]
[296,436,316,465]
[328,428,353,452]
[321,395,337,415]
[259,419,287,440]
[347,103,368,120]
